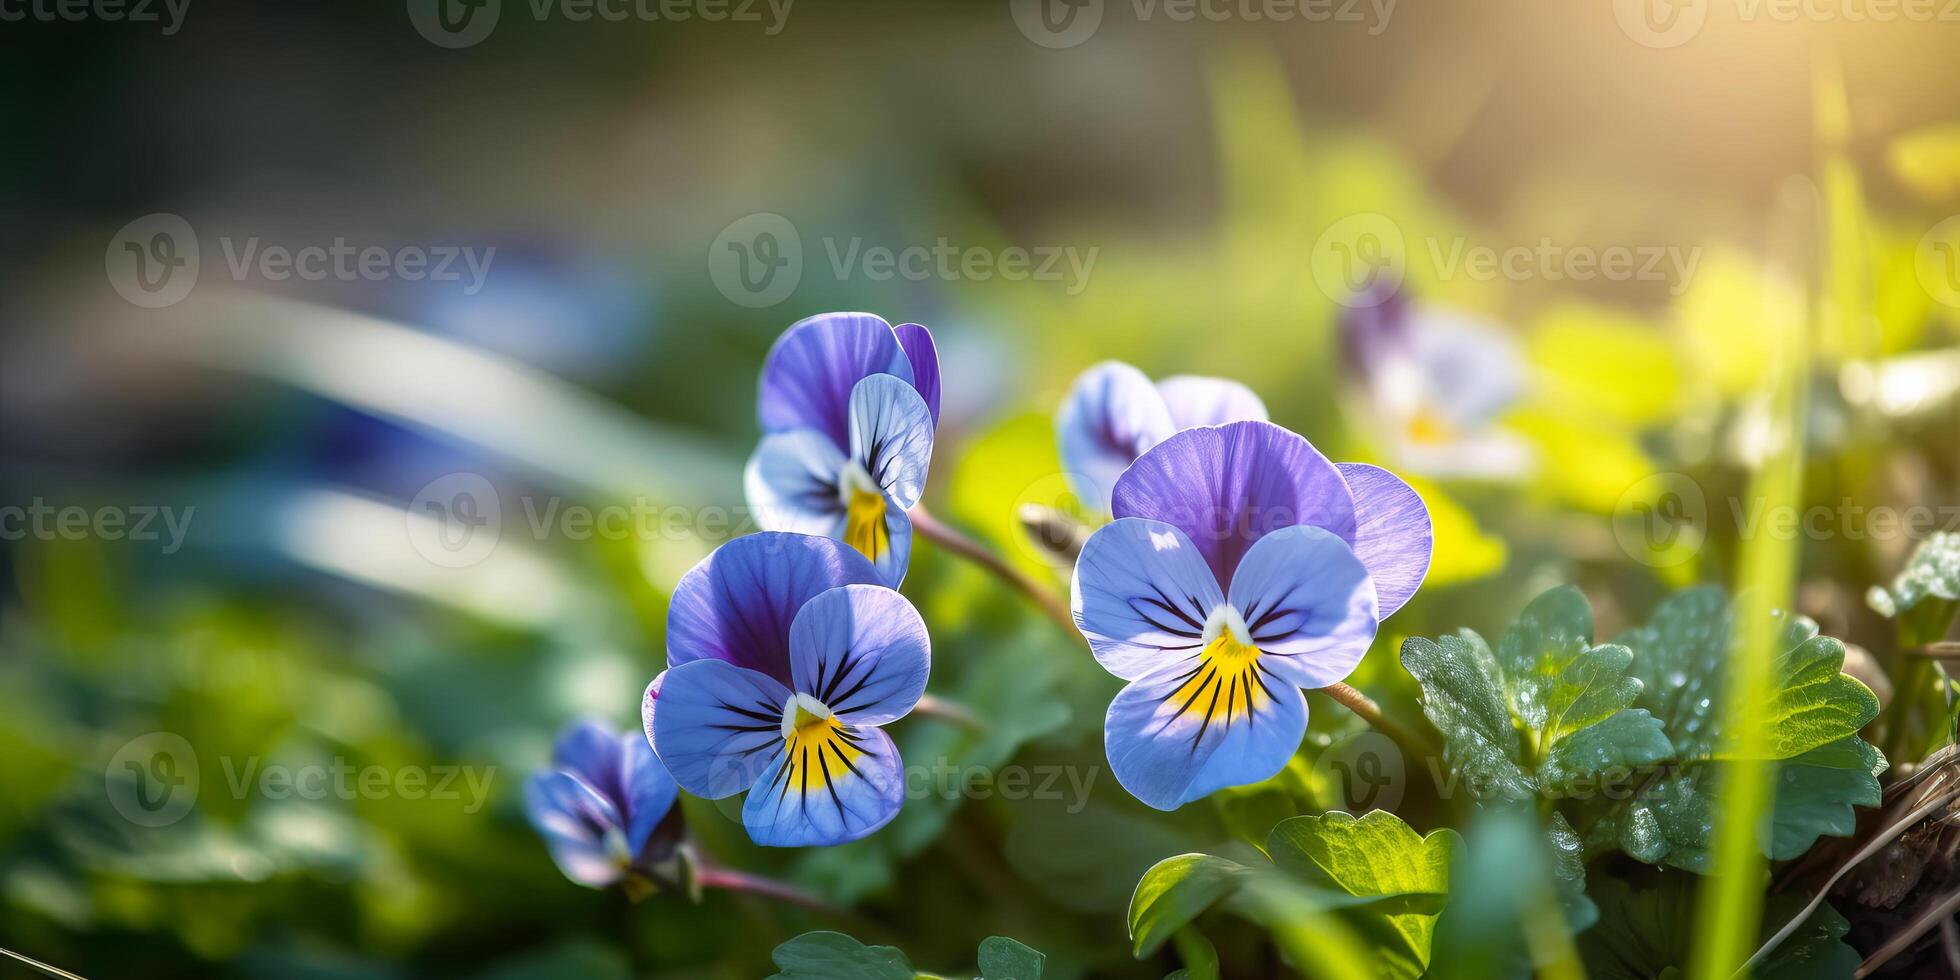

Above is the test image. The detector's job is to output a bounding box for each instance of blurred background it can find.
[5,0,1960,976]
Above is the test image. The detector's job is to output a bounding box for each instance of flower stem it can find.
[693,864,849,919]
[1316,682,1441,763]
[908,503,1076,636]
[911,693,988,734]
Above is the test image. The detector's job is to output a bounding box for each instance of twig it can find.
[1738,785,1960,976]
[1855,885,1960,977]
[909,503,1076,635]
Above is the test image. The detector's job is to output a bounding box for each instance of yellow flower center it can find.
[777,693,864,795]
[1406,404,1457,445]
[1166,606,1270,729]
[844,488,889,562]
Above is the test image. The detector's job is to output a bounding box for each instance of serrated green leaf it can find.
[767,932,915,980]
[977,936,1045,980]
[1767,736,1886,860]
[1128,854,1253,959]
[1578,877,1860,980]
[1497,587,1643,747]
[1264,811,1458,976]
[1265,811,1454,915]
[1400,587,1673,803]
[1544,812,1598,932]
[1759,635,1881,760]
[1538,708,1671,796]
[1399,632,1534,799]
[1593,588,1886,870]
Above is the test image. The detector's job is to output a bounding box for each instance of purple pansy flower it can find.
[645,532,929,847]
[525,718,681,888]
[1341,288,1531,480]
[1056,361,1269,512]
[745,313,940,587]
[1071,421,1433,810]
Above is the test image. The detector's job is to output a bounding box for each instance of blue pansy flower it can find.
[746,313,940,587]
[645,532,929,847]
[1341,287,1531,480]
[524,718,681,888]
[1071,420,1433,810]
[1055,361,1268,512]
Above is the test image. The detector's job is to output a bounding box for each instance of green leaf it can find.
[1128,854,1253,958]
[1579,876,1860,980]
[1169,929,1220,980]
[1264,811,1458,976]
[1545,812,1599,931]
[767,932,915,980]
[977,936,1045,980]
[1866,531,1960,636]
[1399,631,1534,800]
[1590,588,1887,871]
[1265,811,1454,915]
[1400,586,1674,803]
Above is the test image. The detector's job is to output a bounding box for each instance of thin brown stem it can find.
[693,864,850,919]
[912,693,988,734]
[909,503,1076,636]
[1316,682,1442,763]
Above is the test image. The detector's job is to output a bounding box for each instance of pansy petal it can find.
[743,723,905,847]
[1056,361,1176,511]
[1411,309,1525,429]
[848,374,934,512]
[1225,524,1379,689]
[1072,517,1226,681]
[640,672,665,751]
[893,321,941,426]
[1336,462,1432,617]
[1156,375,1269,429]
[745,430,848,535]
[759,312,911,447]
[1104,657,1308,811]
[524,770,625,887]
[618,733,679,855]
[1112,421,1357,589]
[650,659,793,799]
[666,532,881,684]
[551,717,626,803]
[788,584,930,726]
